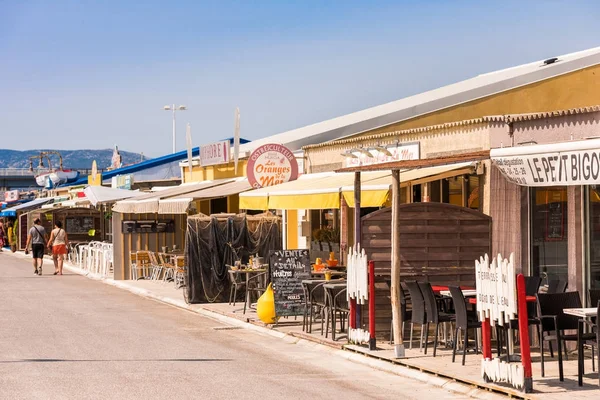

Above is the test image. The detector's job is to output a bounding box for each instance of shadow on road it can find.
[0,358,233,363]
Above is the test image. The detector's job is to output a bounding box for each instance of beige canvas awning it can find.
[157,178,252,214]
[112,179,235,214]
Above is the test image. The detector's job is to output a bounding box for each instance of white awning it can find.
[112,179,235,214]
[83,186,143,206]
[491,138,600,186]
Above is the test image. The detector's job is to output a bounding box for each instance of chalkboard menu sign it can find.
[66,216,95,234]
[545,191,565,241]
[270,249,311,317]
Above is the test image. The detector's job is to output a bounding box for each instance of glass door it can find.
[530,187,568,283]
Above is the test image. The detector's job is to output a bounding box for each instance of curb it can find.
[5,251,506,399]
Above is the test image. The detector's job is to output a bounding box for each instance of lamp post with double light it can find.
[163,104,187,153]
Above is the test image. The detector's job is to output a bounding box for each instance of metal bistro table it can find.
[563,307,598,386]
[228,266,268,314]
[311,270,346,279]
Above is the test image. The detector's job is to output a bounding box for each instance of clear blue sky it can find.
[1,1,599,157]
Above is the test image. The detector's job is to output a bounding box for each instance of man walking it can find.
[25,218,48,275]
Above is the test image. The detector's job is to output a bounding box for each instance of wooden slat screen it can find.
[360,203,492,339]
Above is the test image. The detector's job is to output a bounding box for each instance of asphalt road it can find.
[0,252,477,400]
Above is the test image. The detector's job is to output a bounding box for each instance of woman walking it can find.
[7,221,17,252]
[48,221,69,275]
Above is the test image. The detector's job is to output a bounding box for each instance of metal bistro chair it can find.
[419,282,456,356]
[174,257,186,289]
[228,268,246,306]
[134,251,152,280]
[405,281,427,350]
[538,292,596,381]
[547,279,568,294]
[243,271,268,314]
[390,285,412,345]
[158,253,176,283]
[328,287,349,341]
[148,252,164,281]
[580,300,600,387]
[449,286,481,365]
[589,289,600,326]
[303,281,328,334]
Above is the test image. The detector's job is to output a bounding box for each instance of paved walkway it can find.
[0,251,501,399]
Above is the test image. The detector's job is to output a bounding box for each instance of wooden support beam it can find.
[351,172,361,331]
[391,169,405,357]
[353,172,361,247]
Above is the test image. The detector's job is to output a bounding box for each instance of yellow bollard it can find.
[256,283,279,324]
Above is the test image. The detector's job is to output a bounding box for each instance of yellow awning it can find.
[269,192,341,210]
[341,161,476,207]
[239,171,389,210]
[239,194,269,210]
[342,189,390,208]
[239,162,475,210]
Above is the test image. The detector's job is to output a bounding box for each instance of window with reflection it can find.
[588,187,600,288]
[531,187,568,283]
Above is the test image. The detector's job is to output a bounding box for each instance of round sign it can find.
[247,144,299,189]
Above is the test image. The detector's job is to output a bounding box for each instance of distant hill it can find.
[0,149,146,170]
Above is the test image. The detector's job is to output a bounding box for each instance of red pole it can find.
[349,298,356,329]
[368,260,376,350]
[481,317,492,360]
[516,274,533,393]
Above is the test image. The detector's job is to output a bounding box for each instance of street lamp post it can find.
[163,104,187,153]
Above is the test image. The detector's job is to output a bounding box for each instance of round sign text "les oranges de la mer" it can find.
[247,144,299,188]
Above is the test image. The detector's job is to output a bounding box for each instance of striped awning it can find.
[112,178,236,214]
[157,178,252,214]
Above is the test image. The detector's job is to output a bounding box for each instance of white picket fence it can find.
[476,253,525,390]
[346,244,369,344]
[475,253,518,326]
[346,244,368,304]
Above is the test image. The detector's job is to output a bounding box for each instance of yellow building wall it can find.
[184,160,248,183]
[286,210,298,249]
[352,64,600,139]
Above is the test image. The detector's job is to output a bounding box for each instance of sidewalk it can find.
[8,250,598,399]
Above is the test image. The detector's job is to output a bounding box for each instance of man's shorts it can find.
[32,243,45,259]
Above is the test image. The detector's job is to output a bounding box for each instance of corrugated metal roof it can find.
[237,47,600,153]
[0,197,55,216]
[69,146,201,186]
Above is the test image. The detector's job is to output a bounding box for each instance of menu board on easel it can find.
[66,216,95,234]
[545,190,564,241]
[270,249,311,317]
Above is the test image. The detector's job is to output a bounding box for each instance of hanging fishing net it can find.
[185,213,281,303]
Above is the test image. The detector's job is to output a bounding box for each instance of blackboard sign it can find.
[545,196,564,241]
[270,249,311,317]
[66,216,95,234]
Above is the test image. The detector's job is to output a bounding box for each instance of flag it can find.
[186,123,193,179]
[234,107,240,174]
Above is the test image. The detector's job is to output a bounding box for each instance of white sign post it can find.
[476,253,532,392]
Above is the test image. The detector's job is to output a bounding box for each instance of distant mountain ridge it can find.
[0,149,146,170]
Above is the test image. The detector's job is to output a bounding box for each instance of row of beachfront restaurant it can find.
[4,47,600,392]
